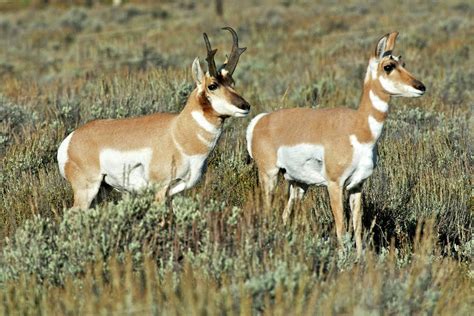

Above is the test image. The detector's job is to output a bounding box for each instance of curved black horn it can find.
[222,27,246,76]
[203,32,218,77]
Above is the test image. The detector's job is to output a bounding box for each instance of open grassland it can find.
[0,0,472,314]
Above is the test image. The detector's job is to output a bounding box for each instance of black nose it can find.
[240,101,250,111]
[414,81,426,92]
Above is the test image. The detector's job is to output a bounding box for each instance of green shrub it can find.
[0,0,472,314]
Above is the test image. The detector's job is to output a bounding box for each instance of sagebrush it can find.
[0,0,472,314]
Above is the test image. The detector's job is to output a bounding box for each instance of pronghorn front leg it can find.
[349,189,363,257]
[154,185,169,204]
[328,181,346,247]
[154,182,184,226]
[154,180,187,202]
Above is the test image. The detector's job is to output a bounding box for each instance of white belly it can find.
[100,148,152,191]
[99,146,208,194]
[276,144,328,185]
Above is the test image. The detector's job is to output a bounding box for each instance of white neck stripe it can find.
[368,115,384,140]
[369,58,378,80]
[197,133,211,146]
[369,90,388,113]
[191,111,219,134]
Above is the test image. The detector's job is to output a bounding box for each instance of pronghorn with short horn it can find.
[246,32,425,255]
[58,27,250,209]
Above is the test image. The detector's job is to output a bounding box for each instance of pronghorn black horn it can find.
[203,32,218,78]
[222,26,246,76]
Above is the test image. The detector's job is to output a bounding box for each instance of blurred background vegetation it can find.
[0,0,472,314]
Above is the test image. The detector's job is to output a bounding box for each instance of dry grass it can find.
[0,0,472,314]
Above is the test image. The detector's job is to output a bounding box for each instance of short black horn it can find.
[203,32,218,77]
[222,26,246,76]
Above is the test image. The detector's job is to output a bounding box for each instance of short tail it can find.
[245,152,252,164]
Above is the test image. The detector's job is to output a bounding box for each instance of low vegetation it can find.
[0,0,472,314]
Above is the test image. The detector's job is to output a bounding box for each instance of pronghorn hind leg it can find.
[327,181,346,247]
[71,176,102,210]
[67,161,102,209]
[349,188,363,257]
[282,181,307,225]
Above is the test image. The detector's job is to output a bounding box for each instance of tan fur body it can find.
[63,91,218,191]
[58,50,250,209]
[247,32,425,256]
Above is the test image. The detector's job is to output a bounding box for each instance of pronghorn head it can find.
[191,27,251,118]
[368,32,426,98]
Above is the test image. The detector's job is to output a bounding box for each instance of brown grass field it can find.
[0,0,472,314]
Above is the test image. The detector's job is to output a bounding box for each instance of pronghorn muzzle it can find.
[412,79,426,93]
[230,90,251,113]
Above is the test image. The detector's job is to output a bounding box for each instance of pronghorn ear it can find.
[385,31,399,53]
[374,34,389,60]
[374,32,399,60]
[192,57,204,86]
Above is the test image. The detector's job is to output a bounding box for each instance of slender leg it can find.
[166,181,187,208]
[282,181,307,225]
[72,178,102,209]
[155,180,186,204]
[67,161,102,209]
[167,181,187,196]
[327,181,346,246]
[259,168,279,209]
[155,185,169,203]
[155,181,186,227]
[349,190,363,257]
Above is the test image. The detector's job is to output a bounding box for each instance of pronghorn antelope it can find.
[246,32,425,255]
[57,27,250,209]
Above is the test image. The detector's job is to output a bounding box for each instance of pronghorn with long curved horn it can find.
[58,27,250,209]
[246,32,425,255]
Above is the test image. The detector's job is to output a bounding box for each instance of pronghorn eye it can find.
[208,83,218,91]
[383,65,394,73]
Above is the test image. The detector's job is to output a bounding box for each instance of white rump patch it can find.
[191,111,219,134]
[368,116,384,140]
[369,90,388,112]
[276,143,327,185]
[246,113,268,158]
[57,131,74,178]
[100,148,153,191]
